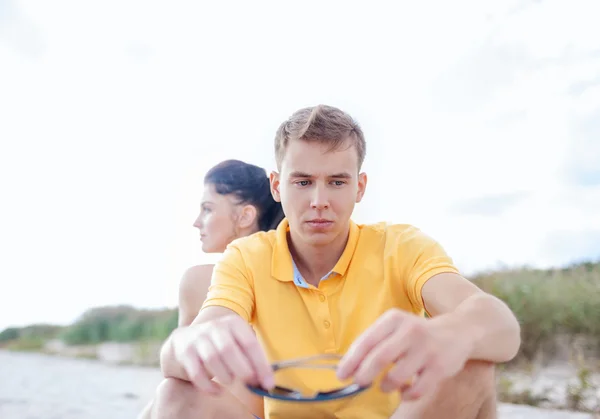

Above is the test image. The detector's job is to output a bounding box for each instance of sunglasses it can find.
[246,353,370,402]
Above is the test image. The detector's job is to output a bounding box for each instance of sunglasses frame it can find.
[246,353,370,402]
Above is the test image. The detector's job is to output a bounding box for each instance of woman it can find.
[139,159,284,419]
[179,159,284,326]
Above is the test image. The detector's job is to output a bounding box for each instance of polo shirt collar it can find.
[271,218,360,282]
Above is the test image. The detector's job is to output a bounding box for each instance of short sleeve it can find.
[200,245,255,323]
[393,227,460,313]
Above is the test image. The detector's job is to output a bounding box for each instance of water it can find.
[0,350,161,419]
[0,350,593,419]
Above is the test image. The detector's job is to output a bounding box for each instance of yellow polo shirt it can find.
[202,218,459,419]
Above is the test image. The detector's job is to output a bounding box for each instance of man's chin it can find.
[302,231,337,247]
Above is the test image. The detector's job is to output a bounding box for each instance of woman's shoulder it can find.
[179,264,214,290]
[183,264,215,277]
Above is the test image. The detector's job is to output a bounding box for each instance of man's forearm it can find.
[432,293,521,363]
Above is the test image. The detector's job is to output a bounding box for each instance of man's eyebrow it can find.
[289,171,313,178]
[330,172,353,179]
[288,171,353,179]
[200,201,214,206]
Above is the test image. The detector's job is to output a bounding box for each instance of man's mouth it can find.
[306,219,333,227]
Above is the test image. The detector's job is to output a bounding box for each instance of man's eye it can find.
[297,180,310,186]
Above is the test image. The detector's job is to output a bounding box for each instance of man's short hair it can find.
[274,104,366,171]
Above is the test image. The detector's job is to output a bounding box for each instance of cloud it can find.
[0,0,14,26]
[125,43,154,63]
[0,0,45,58]
[1,0,599,330]
[540,229,600,267]
[563,107,600,187]
[569,74,600,97]
[449,191,531,217]
[431,43,533,113]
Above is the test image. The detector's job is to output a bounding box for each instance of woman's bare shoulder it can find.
[180,264,214,289]
[183,264,215,277]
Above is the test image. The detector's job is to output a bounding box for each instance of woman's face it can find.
[193,184,240,253]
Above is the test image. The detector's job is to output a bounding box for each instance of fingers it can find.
[210,324,257,386]
[199,318,274,390]
[180,343,221,394]
[196,333,235,386]
[402,367,440,401]
[229,320,274,389]
[351,331,408,387]
[379,347,428,393]
[337,310,407,380]
[173,315,274,394]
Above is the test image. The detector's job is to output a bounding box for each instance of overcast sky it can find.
[1,0,598,330]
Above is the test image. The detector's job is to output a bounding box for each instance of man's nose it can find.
[310,185,330,210]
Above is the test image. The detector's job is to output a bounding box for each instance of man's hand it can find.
[336,309,472,401]
[171,314,275,395]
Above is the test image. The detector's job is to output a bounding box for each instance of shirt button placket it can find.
[317,293,336,352]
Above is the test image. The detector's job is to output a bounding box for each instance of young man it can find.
[152,105,521,419]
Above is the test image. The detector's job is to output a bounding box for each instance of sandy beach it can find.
[0,350,594,419]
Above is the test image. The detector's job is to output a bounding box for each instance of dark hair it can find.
[204,159,285,231]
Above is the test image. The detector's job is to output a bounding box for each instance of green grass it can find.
[2,260,599,363]
[472,260,600,360]
[59,305,178,345]
[0,307,178,349]
[5,337,46,351]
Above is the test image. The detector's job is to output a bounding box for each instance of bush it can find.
[2,259,598,358]
[0,324,63,345]
[473,260,600,360]
[6,337,46,351]
[60,305,178,345]
[0,327,20,343]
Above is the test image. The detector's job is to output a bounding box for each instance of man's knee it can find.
[152,377,257,419]
[152,378,202,418]
[449,359,497,416]
[433,361,495,406]
[458,360,496,392]
[423,361,496,418]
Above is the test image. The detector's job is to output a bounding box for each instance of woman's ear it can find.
[237,204,258,230]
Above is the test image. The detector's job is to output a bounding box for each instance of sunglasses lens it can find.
[269,386,301,398]
[317,383,364,398]
[246,354,370,402]
[248,383,367,402]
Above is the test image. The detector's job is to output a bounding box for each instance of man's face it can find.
[271,139,367,247]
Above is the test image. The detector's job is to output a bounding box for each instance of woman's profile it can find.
[139,159,284,419]
[179,159,284,326]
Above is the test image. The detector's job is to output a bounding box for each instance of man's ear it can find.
[356,172,367,203]
[270,171,281,202]
[237,204,258,229]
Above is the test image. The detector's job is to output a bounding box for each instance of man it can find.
[151,105,521,419]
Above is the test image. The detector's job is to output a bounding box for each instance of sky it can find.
[1,0,599,330]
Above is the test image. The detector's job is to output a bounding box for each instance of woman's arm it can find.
[178,264,214,326]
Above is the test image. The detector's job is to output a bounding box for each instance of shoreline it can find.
[0,349,596,419]
[2,338,599,415]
